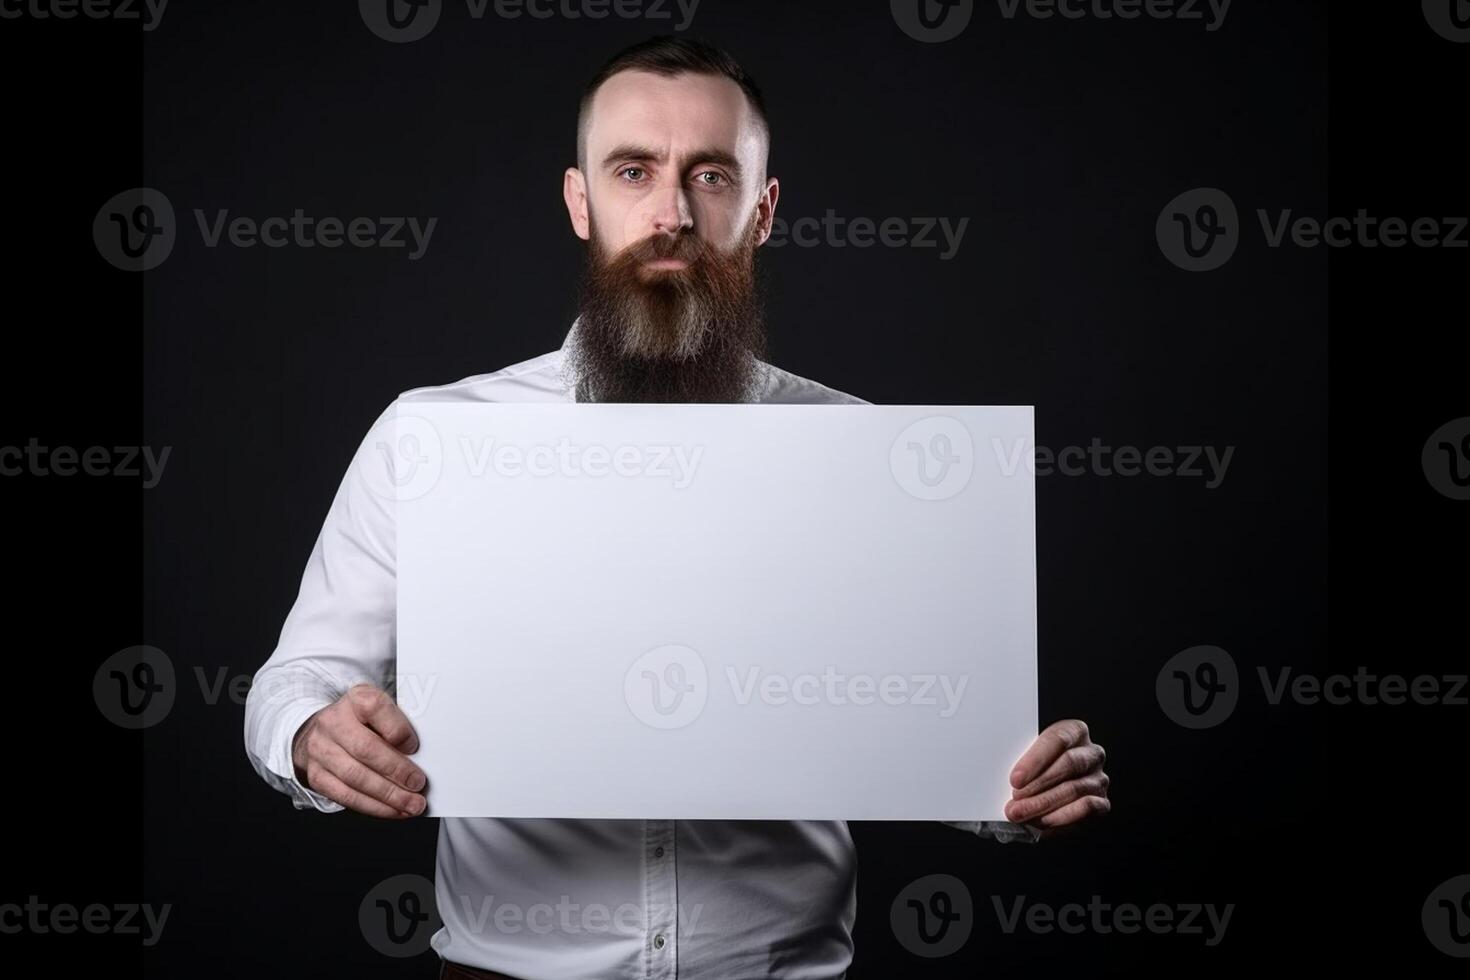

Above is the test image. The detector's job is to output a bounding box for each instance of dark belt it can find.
[440,956,847,980]
[438,958,524,980]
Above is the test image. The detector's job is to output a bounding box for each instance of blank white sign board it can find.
[390,403,1037,820]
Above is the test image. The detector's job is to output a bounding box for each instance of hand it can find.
[291,683,428,818]
[1003,719,1109,840]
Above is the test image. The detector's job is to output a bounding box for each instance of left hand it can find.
[1003,719,1110,840]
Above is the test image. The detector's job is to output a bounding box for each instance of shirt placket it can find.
[642,818,679,979]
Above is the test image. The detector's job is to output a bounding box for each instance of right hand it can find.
[291,683,428,818]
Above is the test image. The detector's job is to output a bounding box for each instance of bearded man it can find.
[244,35,1110,980]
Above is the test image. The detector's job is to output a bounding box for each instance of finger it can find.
[1010,719,1090,789]
[347,684,421,754]
[1013,743,1105,799]
[1031,794,1111,829]
[318,739,426,815]
[309,767,416,819]
[1004,772,1109,823]
[340,723,428,794]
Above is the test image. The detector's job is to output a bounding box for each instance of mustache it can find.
[611,230,715,268]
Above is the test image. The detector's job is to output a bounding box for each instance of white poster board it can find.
[392,403,1037,820]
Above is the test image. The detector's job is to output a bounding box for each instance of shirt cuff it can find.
[272,697,346,813]
[945,820,1042,843]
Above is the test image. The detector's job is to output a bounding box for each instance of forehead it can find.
[585,69,764,167]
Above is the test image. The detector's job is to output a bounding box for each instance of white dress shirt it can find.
[244,319,1038,980]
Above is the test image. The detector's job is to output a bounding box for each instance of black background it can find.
[2,0,1464,976]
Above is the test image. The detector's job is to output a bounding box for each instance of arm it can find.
[243,400,426,817]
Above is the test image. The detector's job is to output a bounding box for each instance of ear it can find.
[755,176,780,246]
[564,167,590,241]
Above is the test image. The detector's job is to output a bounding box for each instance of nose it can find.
[647,181,694,237]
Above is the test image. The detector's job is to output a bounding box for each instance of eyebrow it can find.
[600,143,744,182]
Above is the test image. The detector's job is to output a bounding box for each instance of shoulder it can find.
[393,348,568,405]
[346,349,566,503]
[373,348,869,407]
[755,360,870,405]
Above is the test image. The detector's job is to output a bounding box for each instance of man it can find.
[244,36,1110,980]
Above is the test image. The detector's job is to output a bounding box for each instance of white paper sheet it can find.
[391,403,1037,820]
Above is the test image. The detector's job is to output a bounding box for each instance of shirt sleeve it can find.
[243,400,402,813]
[939,820,1042,844]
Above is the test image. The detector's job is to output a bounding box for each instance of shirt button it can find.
[654,846,665,858]
[654,934,666,949]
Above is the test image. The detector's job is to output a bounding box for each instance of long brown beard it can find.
[567,212,767,403]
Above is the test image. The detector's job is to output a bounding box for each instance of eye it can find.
[619,167,646,183]
[695,171,727,187]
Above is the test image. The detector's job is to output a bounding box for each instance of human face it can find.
[561,69,779,402]
[564,68,778,265]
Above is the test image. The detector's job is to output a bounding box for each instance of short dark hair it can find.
[577,36,770,176]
